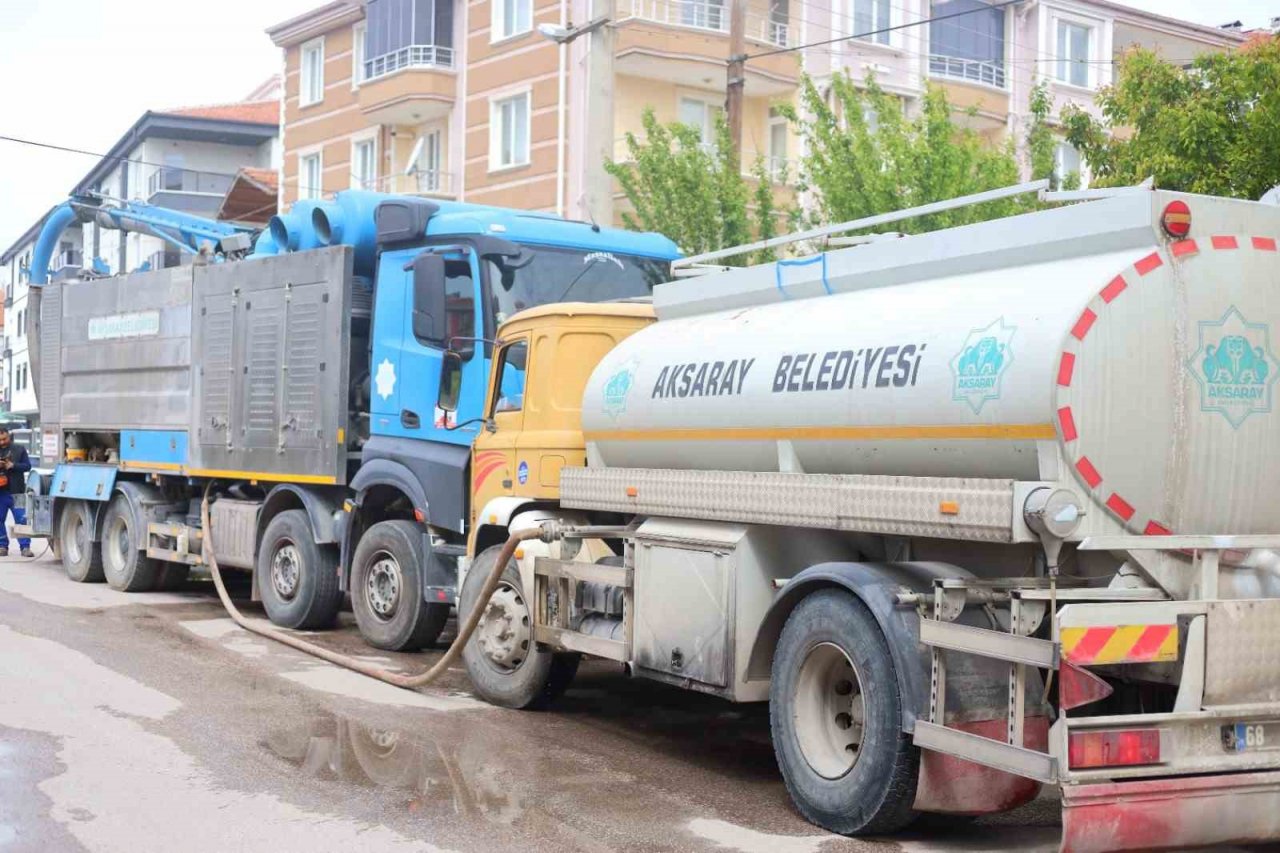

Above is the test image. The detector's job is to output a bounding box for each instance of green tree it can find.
[1061,38,1280,198]
[605,108,775,263]
[1026,80,1080,191]
[780,72,1027,234]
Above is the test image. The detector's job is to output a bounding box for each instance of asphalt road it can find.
[0,549,1065,852]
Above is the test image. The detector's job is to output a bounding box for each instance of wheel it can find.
[101,494,160,592]
[350,520,450,651]
[58,500,103,583]
[347,722,420,788]
[155,564,191,591]
[769,588,919,836]
[255,509,341,630]
[460,543,580,709]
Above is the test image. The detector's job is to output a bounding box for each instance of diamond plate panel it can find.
[1204,599,1280,707]
[561,467,1016,542]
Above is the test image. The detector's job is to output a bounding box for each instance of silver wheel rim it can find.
[365,553,402,620]
[476,581,531,672]
[105,514,129,571]
[271,543,302,600]
[794,642,866,779]
[66,512,87,565]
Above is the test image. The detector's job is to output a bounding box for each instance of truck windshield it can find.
[486,245,670,325]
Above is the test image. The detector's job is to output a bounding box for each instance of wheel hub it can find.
[271,543,302,600]
[476,584,531,670]
[366,556,402,619]
[67,515,87,565]
[794,642,866,779]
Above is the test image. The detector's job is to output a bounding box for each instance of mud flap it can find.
[1061,770,1280,852]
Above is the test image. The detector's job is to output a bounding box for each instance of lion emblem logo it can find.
[1188,307,1279,428]
[951,319,1016,414]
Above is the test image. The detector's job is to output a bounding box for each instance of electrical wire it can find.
[0,134,246,183]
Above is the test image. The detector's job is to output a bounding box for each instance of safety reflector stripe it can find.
[1071,308,1097,341]
[1134,253,1164,275]
[1211,235,1239,250]
[1058,406,1078,442]
[1171,239,1198,258]
[1106,493,1135,521]
[1076,456,1102,489]
[1254,237,1278,252]
[1144,520,1172,536]
[1100,275,1127,303]
[1058,352,1076,387]
[1061,624,1179,665]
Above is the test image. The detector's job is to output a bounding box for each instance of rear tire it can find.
[350,520,450,651]
[769,588,919,836]
[461,544,579,709]
[256,509,341,630]
[101,494,160,592]
[58,500,103,583]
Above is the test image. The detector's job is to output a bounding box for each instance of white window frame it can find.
[1045,7,1108,92]
[767,108,788,178]
[300,36,326,106]
[678,95,723,152]
[418,125,445,192]
[1053,139,1088,188]
[352,23,366,89]
[299,148,324,200]
[491,0,533,43]
[489,89,532,172]
[350,132,378,190]
[849,0,891,46]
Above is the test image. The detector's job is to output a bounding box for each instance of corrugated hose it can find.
[199,486,547,690]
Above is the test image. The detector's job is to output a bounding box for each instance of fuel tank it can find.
[581,192,1280,536]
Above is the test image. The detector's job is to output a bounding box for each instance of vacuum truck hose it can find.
[199,487,546,691]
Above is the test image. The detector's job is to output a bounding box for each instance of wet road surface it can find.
[0,550,1068,852]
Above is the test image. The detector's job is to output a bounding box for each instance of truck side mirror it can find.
[411,252,448,347]
[437,350,463,413]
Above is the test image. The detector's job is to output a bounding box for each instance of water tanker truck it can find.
[448,184,1280,851]
[25,191,678,651]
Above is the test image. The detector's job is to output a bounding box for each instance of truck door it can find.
[473,336,528,505]
[370,248,486,445]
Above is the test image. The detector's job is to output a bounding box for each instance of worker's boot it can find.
[20,548,33,558]
[0,548,9,557]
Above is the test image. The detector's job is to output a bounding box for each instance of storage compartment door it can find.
[634,539,733,688]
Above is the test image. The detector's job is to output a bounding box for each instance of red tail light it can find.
[1161,200,1191,238]
[1068,729,1161,769]
[1059,660,1114,711]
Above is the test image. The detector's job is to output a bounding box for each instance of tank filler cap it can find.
[1023,487,1085,541]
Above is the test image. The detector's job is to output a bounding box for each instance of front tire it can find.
[350,520,450,651]
[460,544,579,709]
[256,509,341,630]
[101,494,160,592]
[769,588,919,836]
[58,500,104,583]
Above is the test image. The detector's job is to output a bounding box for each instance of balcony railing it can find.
[928,54,1006,89]
[620,0,795,48]
[146,168,235,199]
[364,44,455,81]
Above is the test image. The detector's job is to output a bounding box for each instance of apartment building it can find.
[71,101,280,274]
[269,0,1243,226]
[0,89,281,430]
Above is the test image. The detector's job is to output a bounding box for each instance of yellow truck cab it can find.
[462,301,654,557]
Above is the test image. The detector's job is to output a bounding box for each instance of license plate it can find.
[1221,722,1280,753]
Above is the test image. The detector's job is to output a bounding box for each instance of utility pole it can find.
[725,0,746,175]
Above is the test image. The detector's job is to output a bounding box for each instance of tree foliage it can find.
[780,73,1029,234]
[1062,38,1280,198]
[605,108,775,263]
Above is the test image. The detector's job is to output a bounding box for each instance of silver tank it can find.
[581,192,1280,536]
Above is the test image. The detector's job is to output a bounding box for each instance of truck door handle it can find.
[400,409,420,429]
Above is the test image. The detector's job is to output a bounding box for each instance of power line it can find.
[0,134,245,183]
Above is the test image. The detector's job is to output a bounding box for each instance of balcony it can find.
[358,45,455,125]
[372,170,459,199]
[616,0,800,94]
[928,54,1006,89]
[147,168,235,217]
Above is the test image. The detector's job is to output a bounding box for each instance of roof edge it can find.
[267,1,364,47]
